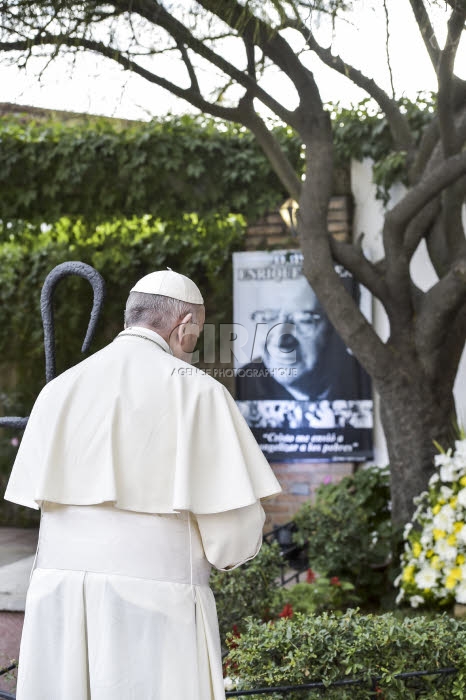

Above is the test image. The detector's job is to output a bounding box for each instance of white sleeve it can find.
[196,501,266,571]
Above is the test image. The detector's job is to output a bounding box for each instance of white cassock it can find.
[4,326,281,700]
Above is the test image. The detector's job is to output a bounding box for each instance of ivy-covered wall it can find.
[0,115,301,223]
[0,95,435,222]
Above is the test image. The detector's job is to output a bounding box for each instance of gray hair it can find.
[124,291,202,332]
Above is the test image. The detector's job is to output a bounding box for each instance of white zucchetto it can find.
[131,269,204,304]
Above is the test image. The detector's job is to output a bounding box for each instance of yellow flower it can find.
[454,522,464,534]
[426,549,434,558]
[412,542,422,557]
[432,504,441,515]
[450,497,458,508]
[433,529,447,541]
[402,565,416,583]
[447,533,457,546]
[439,499,446,505]
[460,476,466,487]
[431,555,443,570]
[457,554,465,565]
[445,567,462,590]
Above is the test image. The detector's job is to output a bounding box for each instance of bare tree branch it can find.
[0,34,246,122]
[437,5,466,156]
[410,101,466,185]
[408,0,442,72]
[384,151,466,252]
[439,175,466,263]
[443,0,466,12]
[195,0,326,121]
[416,257,466,377]
[329,237,389,304]
[176,41,200,94]
[239,98,302,199]
[412,111,466,274]
[404,198,440,261]
[118,0,300,127]
[243,35,255,81]
[434,305,466,389]
[0,19,303,200]
[287,18,415,154]
[383,0,395,99]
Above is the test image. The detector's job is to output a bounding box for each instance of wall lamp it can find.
[279,198,299,236]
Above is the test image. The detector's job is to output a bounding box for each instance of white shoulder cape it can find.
[5,328,281,514]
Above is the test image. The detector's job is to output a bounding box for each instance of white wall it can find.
[351,158,466,465]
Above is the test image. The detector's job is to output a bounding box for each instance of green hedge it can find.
[211,542,283,647]
[0,211,245,523]
[0,115,299,222]
[0,212,244,406]
[0,96,435,222]
[292,466,394,608]
[226,610,466,699]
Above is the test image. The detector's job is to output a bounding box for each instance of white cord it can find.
[29,508,43,583]
[187,511,196,602]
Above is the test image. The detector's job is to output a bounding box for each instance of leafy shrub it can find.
[211,542,283,645]
[280,574,359,616]
[226,610,466,699]
[292,466,394,607]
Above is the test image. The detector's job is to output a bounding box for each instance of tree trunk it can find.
[377,368,457,531]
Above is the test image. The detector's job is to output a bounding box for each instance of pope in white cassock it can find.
[4,269,281,700]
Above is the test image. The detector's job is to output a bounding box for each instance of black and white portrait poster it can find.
[233,250,373,463]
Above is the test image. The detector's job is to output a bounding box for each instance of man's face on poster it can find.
[252,277,331,386]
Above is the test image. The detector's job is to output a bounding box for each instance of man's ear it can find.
[178,312,193,340]
[176,312,193,343]
[180,312,193,328]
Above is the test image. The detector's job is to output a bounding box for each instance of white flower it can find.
[440,486,454,500]
[395,589,405,604]
[432,506,455,533]
[456,582,466,604]
[434,539,457,563]
[414,492,430,509]
[224,677,236,690]
[403,522,413,539]
[416,550,428,565]
[440,462,456,482]
[435,450,453,467]
[453,455,466,474]
[434,586,449,600]
[413,504,424,521]
[421,527,434,548]
[397,439,466,607]
[415,566,439,589]
[410,595,425,608]
[454,440,466,460]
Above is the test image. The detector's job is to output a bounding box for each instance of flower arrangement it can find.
[396,438,466,608]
